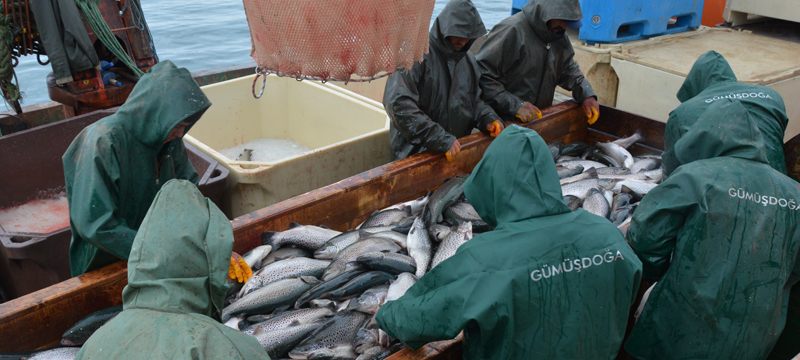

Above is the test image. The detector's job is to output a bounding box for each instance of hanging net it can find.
[242,0,435,82]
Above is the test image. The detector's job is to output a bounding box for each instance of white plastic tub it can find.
[185,74,391,217]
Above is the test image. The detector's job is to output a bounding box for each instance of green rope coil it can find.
[0,14,21,108]
[76,0,144,77]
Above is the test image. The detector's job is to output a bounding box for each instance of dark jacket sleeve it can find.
[384,64,456,153]
[476,26,524,119]
[557,41,595,103]
[626,171,696,281]
[69,136,137,260]
[172,142,200,184]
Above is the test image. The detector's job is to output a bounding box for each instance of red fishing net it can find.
[242,0,435,82]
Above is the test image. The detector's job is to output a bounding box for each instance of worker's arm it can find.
[476,26,525,119]
[68,137,137,260]
[170,141,200,184]
[384,65,456,154]
[472,62,503,134]
[661,111,684,177]
[627,171,696,281]
[556,42,595,104]
[376,251,480,349]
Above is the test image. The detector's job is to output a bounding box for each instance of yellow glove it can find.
[515,102,543,123]
[583,97,600,125]
[486,120,504,138]
[229,252,253,283]
[445,140,461,162]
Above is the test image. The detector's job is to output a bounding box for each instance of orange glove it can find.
[583,97,600,125]
[229,252,253,283]
[486,120,504,138]
[445,140,461,162]
[515,102,543,123]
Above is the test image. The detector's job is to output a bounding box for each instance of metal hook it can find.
[252,71,267,99]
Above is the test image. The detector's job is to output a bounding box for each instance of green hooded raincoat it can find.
[63,60,210,276]
[76,180,267,360]
[376,125,642,359]
[662,51,788,176]
[385,0,499,159]
[476,0,595,120]
[625,100,800,360]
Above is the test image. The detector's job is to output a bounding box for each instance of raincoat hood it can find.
[430,0,487,57]
[465,125,569,226]
[672,99,768,167]
[676,51,737,102]
[522,0,581,43]
[122,180,233,320]
[116,61,211,148]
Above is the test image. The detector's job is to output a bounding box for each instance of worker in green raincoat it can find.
[376,125,642,359]
[384,0,503,161]
[76,180,267,360]
[625,100,800,360]
[662,50,788,176]
[476,0,599,125]
[63,60,208,276]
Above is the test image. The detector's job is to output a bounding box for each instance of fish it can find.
[594,167,631,176]
[262,224,342,251]
[630,157,661,173]
[26,347,81,360]
[314,230,364,260]
[356,252,416,275]
[430,222,472,270]
[610,205,635,226]
[564,195,582,211]
[613,180,658,197]
[242,245,273,270]
[222,276,320,321]
[367,231,408,249]
[603,190,614,208]
[244,306,335,336]
[556,164,584,179]
[548,143,561,160]
[556,159,608,171]
[238,257,331,298]
[254,321,323,359]
[384,273,417,303]
[560,167,598,186]
[262,247,313,266]
[224,316,246,330]
[289,311,369,360]
[321,271,395,301]
[596,142,635,169]
[612,131,643,149]
[383,196,428,217]
[427,223,452,243]
[561,178,615,200]
[611,193,634,213]
[355,346,391,360]
[589,149,622,168]
[444,202,490,231]
[346,286,389,315]
[323,238,402,280]
[583,188,610,219]
[359,207,412,228]
[294,268,365,309]
[617,216,633,236]
[354,327,381,354]
[60,305,122,346]
[425,177,466,224]
[559,142,590,157]
[406,217,432,278]
[642,168,663,182]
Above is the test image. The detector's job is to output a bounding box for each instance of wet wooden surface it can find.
[0,102,661,357]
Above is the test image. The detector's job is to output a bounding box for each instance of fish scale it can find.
[238,257,330,298]
[222,276,319,321]
[407,217,432,278]
[323,238,401,280]
[289,311,369,360]
[430,222,472,270]
[262,224,342,251]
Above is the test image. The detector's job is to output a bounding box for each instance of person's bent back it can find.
[626,100,800,359]
[76,180,267,360]
[376,125,642,359]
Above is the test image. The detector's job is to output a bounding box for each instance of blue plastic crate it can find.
[578,0,704,43]
[511,0,526,15]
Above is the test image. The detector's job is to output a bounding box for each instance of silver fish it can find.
[643,168,664,182]
[603,190,615,208]
[427,223,452,243]
[384,273,417,303]
[590,150,623,168]
[28,347,80,360]
[560,168,598,186]
[384,196,429,217]
[323,238,401,280]
[594,167,631,176]
[238,257,330,298]
[597,172,650,181]
[617,216,633,236]
[597,142,635,169]
[407,217,432,278]
[356,252,416,275]
[630,157,661,173]
[562,179,615,200]
[556,164,584,179]
[583,188,610,219]
[564,195,582,211]
[254,321,323,358]
[224,316,246,330]
[222,276,320,321]
[295,268,365,309]
[245,306,335,336]
[262,247,313,266]
[444,202,488,229]
[243,245,272,270]
[612,131,643,149]
[289,311,369,360]
[557,159,608,171]
[430,222,472,270]
[314,230,364,260]
[612,179,658,197]
[359,207,412,228]
[262,224,341,251]
[346,285,389,315]
[354,327,381,354]
[322,271,395,301]
[425,177,466,224]
[368,231,408,249]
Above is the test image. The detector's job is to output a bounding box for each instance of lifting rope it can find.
[75,0,143,77]
[0,13,21,114]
